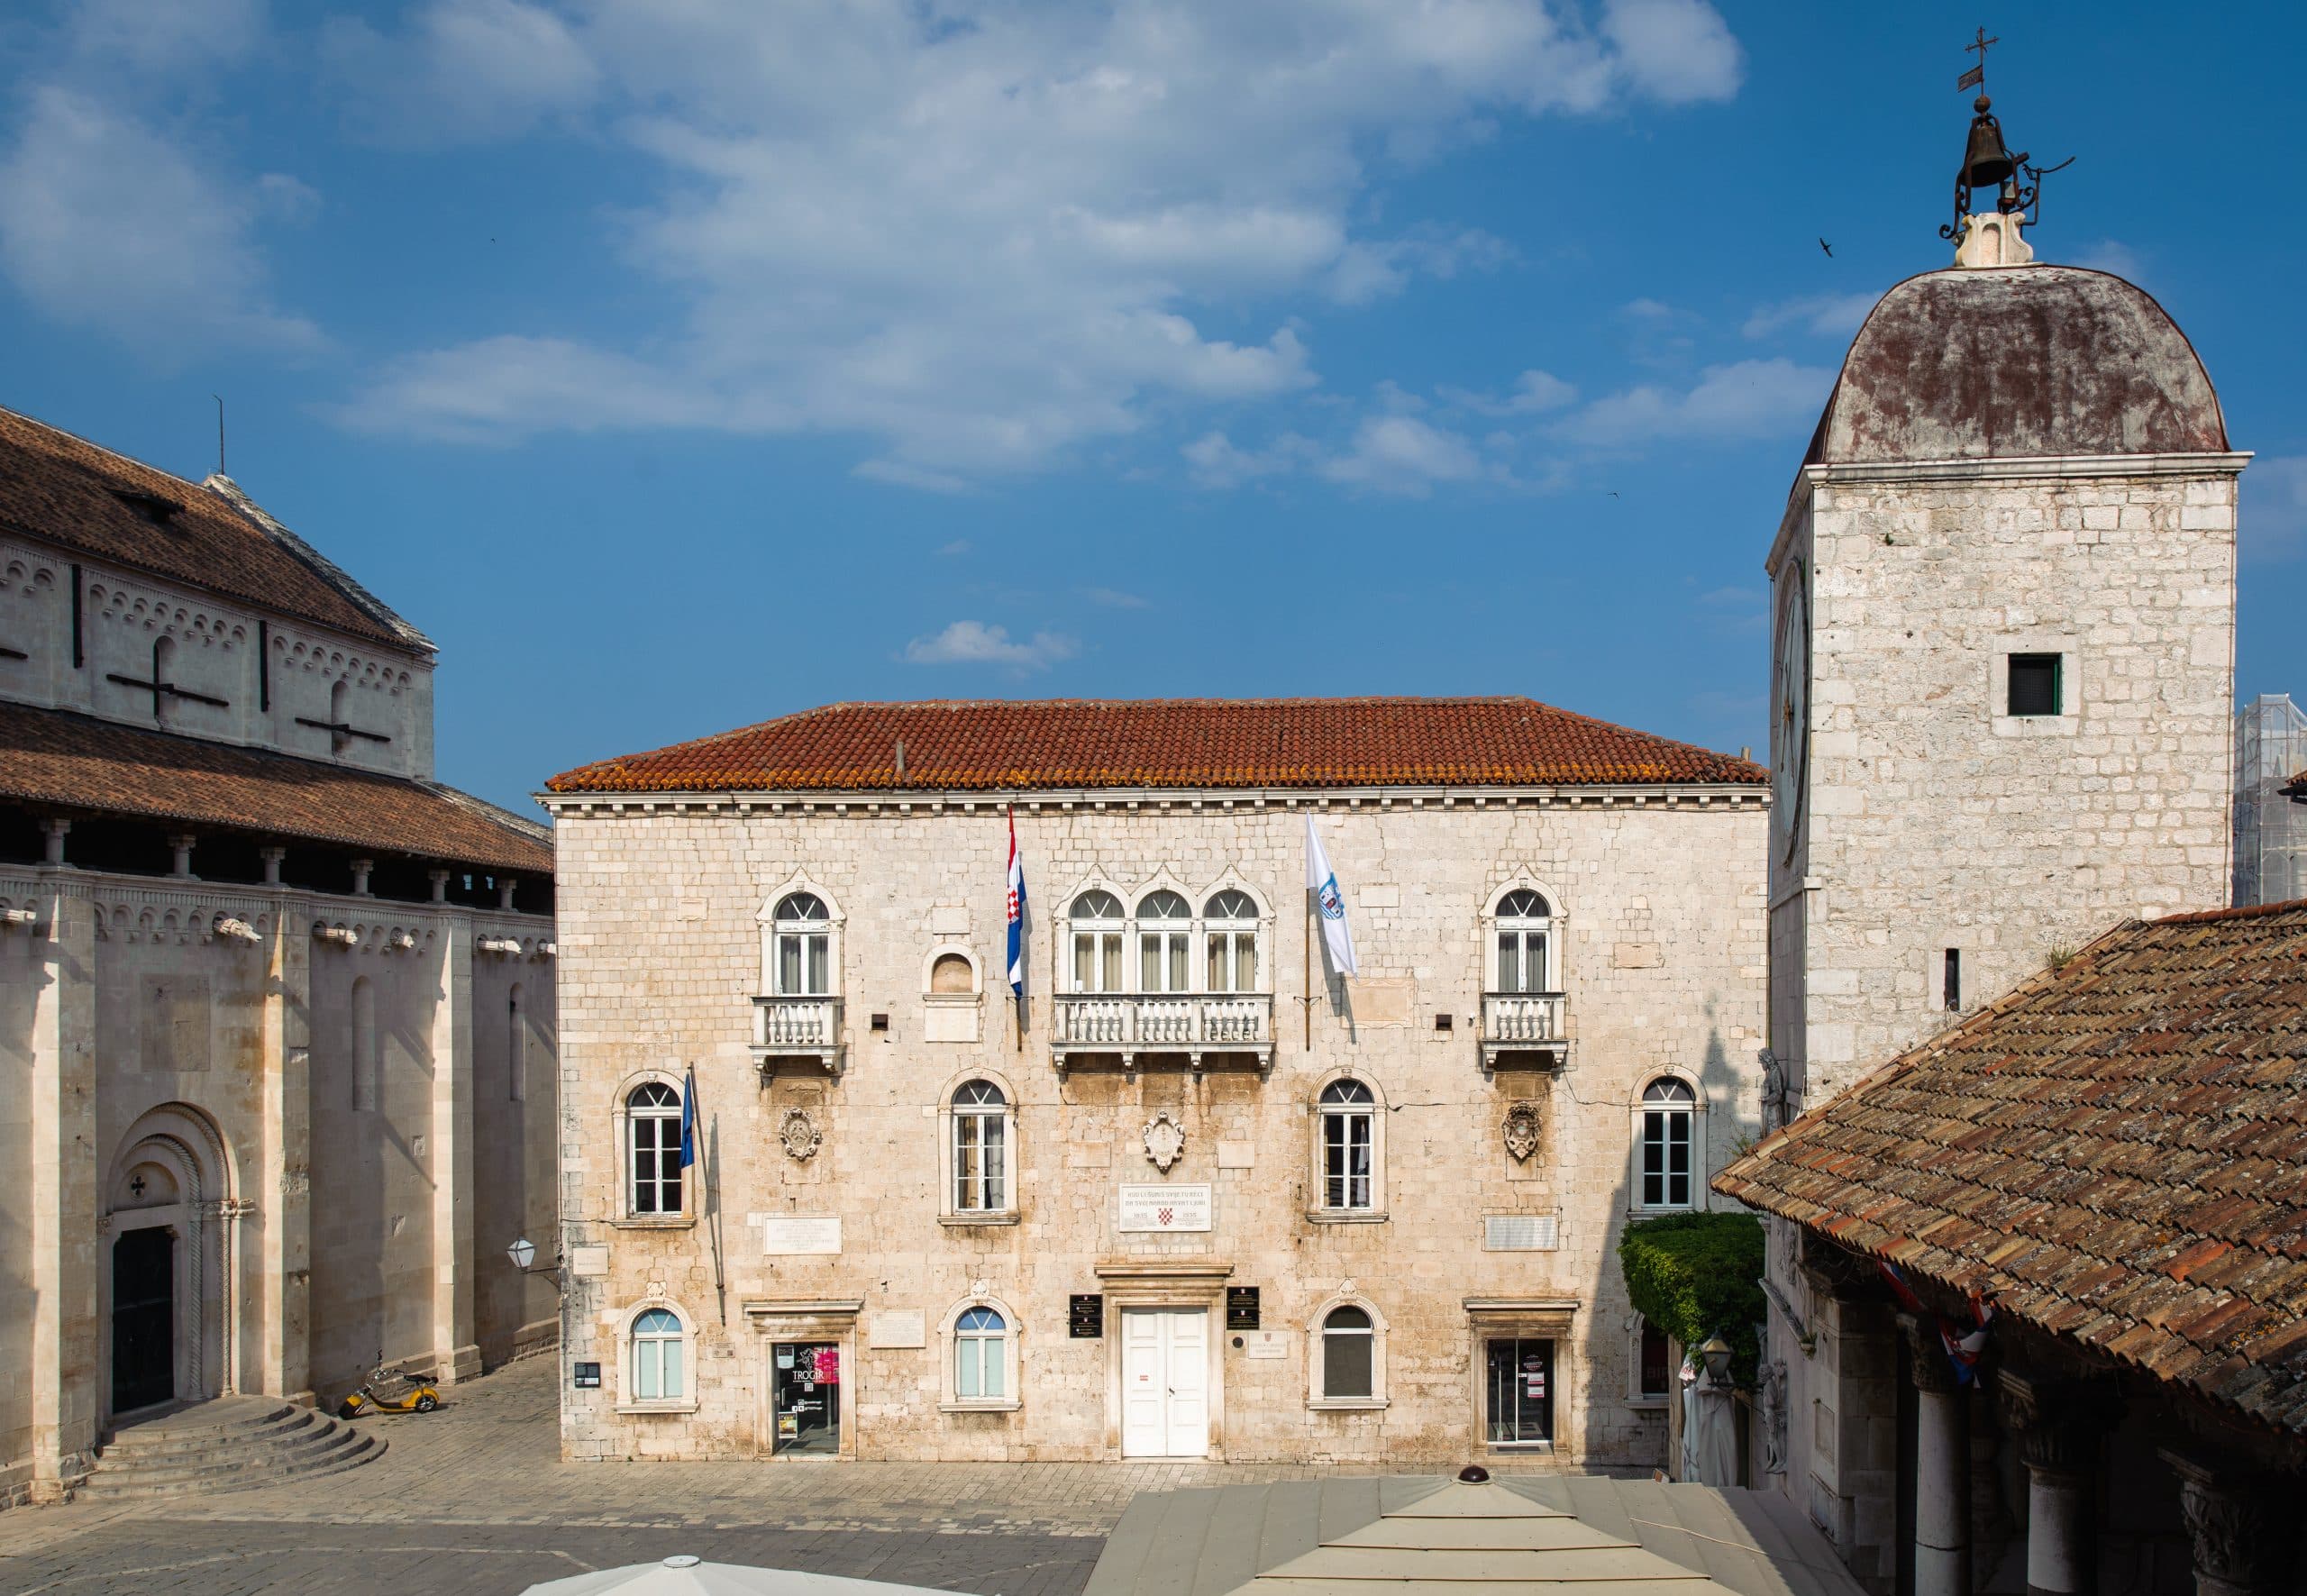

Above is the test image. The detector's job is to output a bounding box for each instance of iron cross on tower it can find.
[1958,26,1997,92]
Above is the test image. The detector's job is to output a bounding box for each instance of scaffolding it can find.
[2232,694,2307,906]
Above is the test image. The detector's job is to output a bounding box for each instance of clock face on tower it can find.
[1773,561,1810,862]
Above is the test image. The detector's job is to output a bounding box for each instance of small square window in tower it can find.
[2008,653,2062,717]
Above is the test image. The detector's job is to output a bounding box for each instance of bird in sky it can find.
[1819,238,1833,257]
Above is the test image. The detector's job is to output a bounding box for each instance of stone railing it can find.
[1480,991,1569,1074]
[1051,993,1274,1071]
[751,995,843,1065]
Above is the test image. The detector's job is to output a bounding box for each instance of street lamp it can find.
[506,1236,556,1275]
[1699,1332,1734,1388]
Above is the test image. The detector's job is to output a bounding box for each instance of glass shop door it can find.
[1484,1336,1555,1445]
[772,1341,842,1455]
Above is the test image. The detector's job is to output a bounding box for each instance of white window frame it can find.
[949,1079,1012,1218]
[756,875,844,998]
[938,1294,1023,1412]
[616,1298,699,1414]
[1632,1074,1701,1212]
[937,1068,1019,1225]
[1134,888,1193,994]
[1064,887,1127,995]
[1486,884,1560,995]
[1201,887,1265,994]
[1308,1071,1387,1223]
[770,893,833,996]
[616,1072,693,1227]
[1305,1290,1389,1410]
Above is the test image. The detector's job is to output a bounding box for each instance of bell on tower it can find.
[1938,29,2069,269]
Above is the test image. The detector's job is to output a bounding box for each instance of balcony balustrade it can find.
[1051,992,1274,1073]
[1480,991,1568,1075]
[751,994,843,1075]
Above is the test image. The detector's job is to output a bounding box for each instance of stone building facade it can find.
[1749,187,2245,1590]
[544,698,1766,1467]
[0,406,559,1505]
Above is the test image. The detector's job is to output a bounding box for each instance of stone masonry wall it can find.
[554,795,1765,1466]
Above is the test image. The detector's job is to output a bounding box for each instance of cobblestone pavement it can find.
[0,1356,1581,1595]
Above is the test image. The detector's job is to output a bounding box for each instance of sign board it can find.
[569,1245,609,1278]
[869,1309,926,1349]
[571,1361,602,1389]
[1117,1183,1212,1233]
[1482,1213,1560,1252]
[1240,1330,1288,1360]
[1069,1294,1105,1338]
[762,1215,843,1254]
[1226,1287,1261,1330]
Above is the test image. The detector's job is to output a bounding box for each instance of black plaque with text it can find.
[1069,1293,1105,1337]
[1226,1287,1260,1330]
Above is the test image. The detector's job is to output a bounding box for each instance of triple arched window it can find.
[1066,886,1266,994]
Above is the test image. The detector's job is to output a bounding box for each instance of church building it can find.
[0,407,559,1505]
[543,698,1766,1466]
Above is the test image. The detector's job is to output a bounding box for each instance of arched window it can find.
[1070,890,1124,993]
[1205,889,1260,993]
[1322,1305,1374,1400]
[627,1082,684,1215]
[1318,1079,1376,1211]
[631,1307,685,1401]
[952,1081,1008,1213]
[953,1307,1007,1400]
[771,893,832,995]
[1136,889,1191,993]
[1493,889,1555,993]
[1639,1078,1697,1209]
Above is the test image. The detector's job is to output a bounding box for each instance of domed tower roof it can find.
[1804,265,2227,465]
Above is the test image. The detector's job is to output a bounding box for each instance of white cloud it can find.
[2242,457,2307,565]
[334,0,1747,477]
[936,539,973,557]
[330,335,712,441]
[853,459,971,494]
[1084,587,1149,609]
[0,87,322,360]
[322,0,601,146]
[903,620,1079,671]
[1742,291,1876,341]
[2072,238,2143,282]
[1559,358,1830,447]
[1320,414,1486,496]
[1437,369,1576,416]
[67,0,264,74]
[1182,429,1313,489]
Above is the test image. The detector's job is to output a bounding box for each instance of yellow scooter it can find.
[335,1358,441,1418]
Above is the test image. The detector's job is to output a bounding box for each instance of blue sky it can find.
[2,0,2302,816]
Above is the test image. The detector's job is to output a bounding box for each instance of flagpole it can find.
[1303,880,1313,1051]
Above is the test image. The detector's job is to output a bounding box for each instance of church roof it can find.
[0,701,551,875]
[1714,900,2307,1438]
[544,697,1768,795]
[0,406,426,651]
[1085,1475,1865,1596]
[1803,265,2228,465]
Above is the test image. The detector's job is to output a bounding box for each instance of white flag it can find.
[1305,816,1358,977]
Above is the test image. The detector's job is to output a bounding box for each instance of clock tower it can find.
[1756,100,2246,1581]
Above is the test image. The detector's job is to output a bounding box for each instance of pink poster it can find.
[813,1346,841,1382]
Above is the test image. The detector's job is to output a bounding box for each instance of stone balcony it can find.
[1051,993,1274,1074]
[751,994,843,1076]
[1480,991,1568,1076]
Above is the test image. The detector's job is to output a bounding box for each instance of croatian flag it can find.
[679,1063,698,1171]
[1006,807,1027,998]
[1305,816,1358,976]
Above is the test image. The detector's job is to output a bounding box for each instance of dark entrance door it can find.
[111,1227,175,1414]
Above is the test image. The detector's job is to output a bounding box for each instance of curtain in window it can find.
[1323,1307,1373,1399]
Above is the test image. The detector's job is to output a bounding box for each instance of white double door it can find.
[1120,1308,1209,1457]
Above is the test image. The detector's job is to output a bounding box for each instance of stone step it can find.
[83,1400,387,1500]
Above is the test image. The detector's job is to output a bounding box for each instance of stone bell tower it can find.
[1755,82,2247,1582]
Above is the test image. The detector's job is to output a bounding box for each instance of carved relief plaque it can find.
[778,1107,822,1161]
[1502,1101,1541,1163]
[1142,1110,1186,1172]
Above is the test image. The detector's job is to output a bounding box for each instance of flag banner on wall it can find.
[680,1063,699,1171]
[1006,807,1028,998]
[1304,816,1358,976]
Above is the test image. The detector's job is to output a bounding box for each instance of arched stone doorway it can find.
[103,1105,240,1421]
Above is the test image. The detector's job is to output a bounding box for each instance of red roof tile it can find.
[0,701,551,876]
[0,406,415,648]
[1715,903,2307,1437]
[545,697,1767,795]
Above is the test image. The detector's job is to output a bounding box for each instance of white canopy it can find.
[523,1558,961,1596]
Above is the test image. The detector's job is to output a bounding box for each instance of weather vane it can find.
[1938,28,2073,246]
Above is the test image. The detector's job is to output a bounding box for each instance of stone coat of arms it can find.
[1142,1111,1186,1172]
[1502,1102,1541,1163]
[778,1107,823,1162]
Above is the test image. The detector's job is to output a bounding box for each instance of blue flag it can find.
[679,1064,698,1170]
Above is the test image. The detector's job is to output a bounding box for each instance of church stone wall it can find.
[552,793,1764,1467]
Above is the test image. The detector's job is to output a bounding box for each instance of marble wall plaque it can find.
[762,1215,842,1254]
[1118,1183,1212,1232]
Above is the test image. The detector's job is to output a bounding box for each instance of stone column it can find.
[2161,1450,2300,1596]
[1901,1312,1971,1596]
[29,891,96,1500]
[257,903,313,1402]
[1998,1372,2111,1596]
[431,916,479,1382]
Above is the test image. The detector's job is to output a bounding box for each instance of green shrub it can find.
[1617,1211,1766,1387]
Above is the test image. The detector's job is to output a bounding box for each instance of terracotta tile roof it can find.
[0,701,551,875]
[545,697,1768,795]
[0,406,417,648]
[1715,901,2307,1436]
